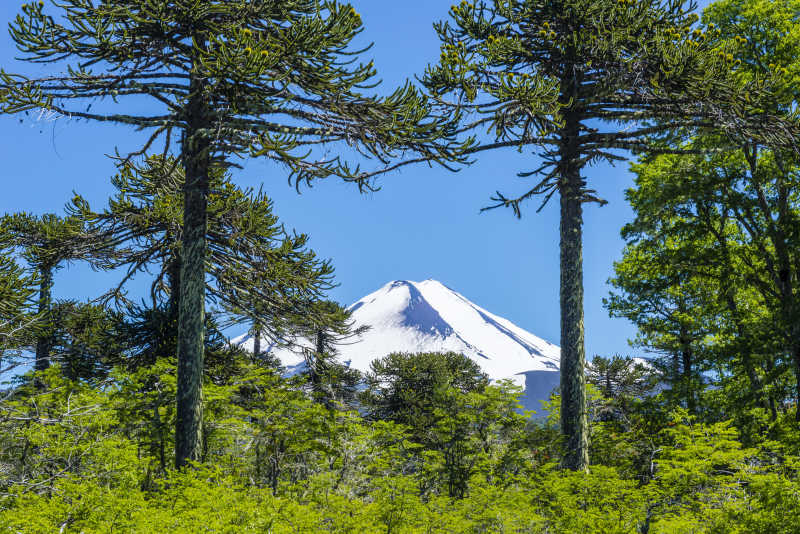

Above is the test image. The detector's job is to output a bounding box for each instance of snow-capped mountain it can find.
[236,279,561,413]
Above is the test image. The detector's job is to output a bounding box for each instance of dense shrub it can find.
[1,364,799,533]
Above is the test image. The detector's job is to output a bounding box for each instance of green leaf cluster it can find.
[0,361,799,532]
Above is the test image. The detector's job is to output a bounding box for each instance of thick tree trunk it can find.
[34,266,53,373]
[559,141,589,471]
[175,72,210,469]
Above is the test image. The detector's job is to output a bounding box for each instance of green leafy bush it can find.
[2,363,800,533]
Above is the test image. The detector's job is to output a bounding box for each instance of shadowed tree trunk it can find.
[793,343,800,422]
[175,67,210,469]
[702,206,769,413]
[559,110,589,471]
[166,251,181,329]
[312,329,326,392]
[252,324,261,360]
[34,265,53,373]
[680,339,694,414]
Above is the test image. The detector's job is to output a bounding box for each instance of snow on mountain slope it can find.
[346,280,559,376]
[236,279,561,413]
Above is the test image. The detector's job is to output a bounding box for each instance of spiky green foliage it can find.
[45,300,126,382]
[0,214,98,274]
[1,0,466,466]
[286,300,367,409]
[362,351,490,431]
[0,213,107,373]
[0,255,36,374]
[1,0,462,182]
[424,0,794,213]
[72,156,336,344]
[421,0,798,470]
[587,355,658,408]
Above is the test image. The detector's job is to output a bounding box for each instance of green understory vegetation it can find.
[1,353,800,533]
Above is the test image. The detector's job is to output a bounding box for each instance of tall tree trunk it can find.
[672,352,681,391]
[152,253,181,367]
[175,69,210,469]
[793,343,800,422]
[746,148,798,421]
[724,295,767,411]
[711,212,768,412]
[34,265,53,373]
[559,124,589,471]
[312,329,326,400]
[166,252,181,327]
[252,323,261,359]
[681,342,694,414]
[763,357,779,420]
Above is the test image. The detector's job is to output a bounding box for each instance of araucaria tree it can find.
[0,255,36,374]
[422,0,795,469]
[74,156,337,353]
[1,1,461,467]
[0,213,102,373]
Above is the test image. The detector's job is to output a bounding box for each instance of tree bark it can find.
[166,252,181,327]
[175,69,210,469]
[793,343,800,422]
[709,208,768,412]
[311,329,327,398]
[315,329,326,357]
[726,298,768,412]
[34,265,53,373]
[744,147,799,421]
[150,253,181,368]
[681,341,694,414]
[559,120,589,471]
[252,323,261,360]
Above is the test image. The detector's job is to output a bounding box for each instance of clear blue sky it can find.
[0,1,712,358]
